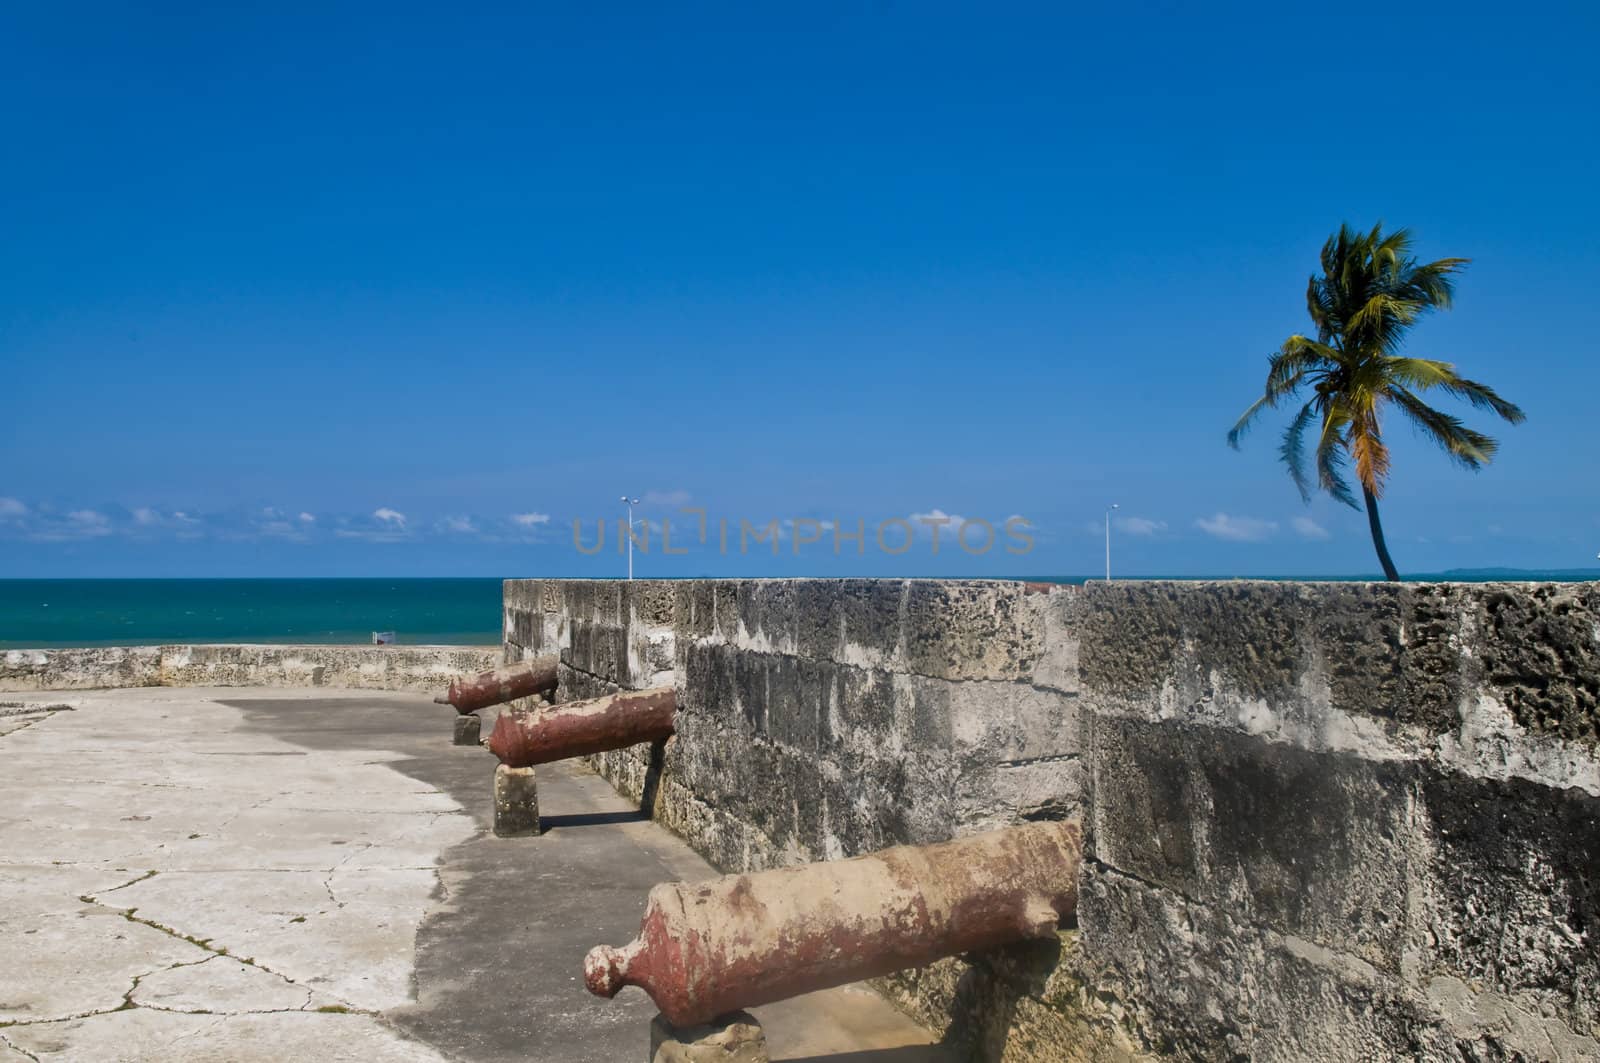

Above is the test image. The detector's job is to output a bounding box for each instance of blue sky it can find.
[2,3,1596,579]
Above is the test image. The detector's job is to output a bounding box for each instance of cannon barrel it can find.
[437,657,558,714]
[488,687,676,767]
[584,820,1081,1027]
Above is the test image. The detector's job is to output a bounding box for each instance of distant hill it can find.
[1421,568,1600,582]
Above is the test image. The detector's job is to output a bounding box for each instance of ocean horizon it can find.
[0,578,503,649]
[2,571,1595,650]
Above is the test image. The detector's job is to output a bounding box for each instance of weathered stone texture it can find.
[505,577,1599,1061]
[1078,580,1600,1062]
[0,644,497,693]
[1478,583,1600,745]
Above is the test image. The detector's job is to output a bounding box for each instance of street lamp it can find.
[620,496,642,580]
[1105,504,1119,582]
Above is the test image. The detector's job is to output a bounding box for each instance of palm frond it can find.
[1348,292,1421,337]
[1228,392,1277,448]
[1278,401,1318,502]
[1388,386,1499,469]
[1382,357,1526,423]
[1228,340,1332,447]
[1395,257,1468,310]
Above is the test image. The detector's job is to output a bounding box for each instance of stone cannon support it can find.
[651,1011,767,1063]
[492,764,539,837]
[488,687,676,768]
[435,656,558,715]
[452,713,481,746]
[584,820,1082,1028]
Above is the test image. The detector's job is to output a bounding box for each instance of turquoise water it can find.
[0,579,503,648]
[2,571,1593,649]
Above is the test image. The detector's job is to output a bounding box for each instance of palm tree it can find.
[1229,223,1524,581]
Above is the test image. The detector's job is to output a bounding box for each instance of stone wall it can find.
[503,579,1082,865]
[1077,580,1600,1061]
[502,578,1115,1058]
[504,577,1600,1061]
[0,643,499,693]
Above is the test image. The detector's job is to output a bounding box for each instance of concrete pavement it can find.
[0,688,952,1062]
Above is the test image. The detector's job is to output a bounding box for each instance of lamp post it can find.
[620,496,641,580]
[1105,504,1119,582]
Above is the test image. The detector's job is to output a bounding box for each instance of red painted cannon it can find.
[488,687,676,767]
[584,820,1082,1027]
[435,656,558,715]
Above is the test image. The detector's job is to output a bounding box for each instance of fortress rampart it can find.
[504,577,1599,1061]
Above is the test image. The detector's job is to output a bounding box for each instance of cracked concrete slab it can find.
[0,689,470,1059]
[2,1009,449,1062]
[89,868,441,1010]
[130,955,316,1013]
[0,867,212,1025]
[1,687,949,1061]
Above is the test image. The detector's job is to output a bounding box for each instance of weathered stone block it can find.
[502,579,540,612]
[1028,585,1083,696]
[650,1010,768,1062]
[627,580,678,629]
[672,581,716,642]
[904,581,1042,681]
[956,756,1082,834]
[1088,717,1413,971]
[566,620,628,685]
[452,714,481,746]
[836,579,906,667]
[492,764,539,837]
[1417,768,1600,1033]
[946,679,1079,762]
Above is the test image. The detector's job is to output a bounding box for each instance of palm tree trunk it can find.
[1362,486,1400,581]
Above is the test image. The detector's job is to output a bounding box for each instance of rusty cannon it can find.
[584,819,1081,1054]
[486,686,676,837]
[437,656,559,714]
[435,656,559,745]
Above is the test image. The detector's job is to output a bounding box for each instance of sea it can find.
[0,579,504,649]
[1,571,1593,649]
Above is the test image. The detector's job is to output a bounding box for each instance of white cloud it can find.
[25,509,117,541]
[511,512,550,527]
[129,508,201,534]
[1291,516,1330,540]
[299,512,316,523]
[334,509,413,542]
[0,497,24,520]
[1115,516,1167,537]
[643,490,691,507]
[1195,513,1278,542]
[440,515,477,534]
